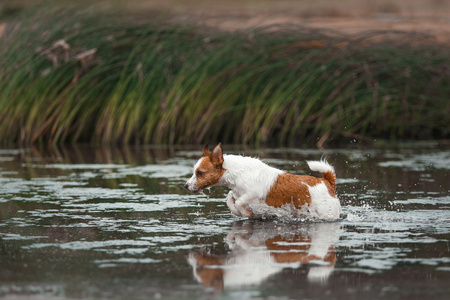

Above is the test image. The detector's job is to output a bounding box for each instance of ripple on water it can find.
[338,202,450,274]
[378,151,450,171]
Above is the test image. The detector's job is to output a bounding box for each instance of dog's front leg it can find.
[226,191,242,217]
[234,194,254,218]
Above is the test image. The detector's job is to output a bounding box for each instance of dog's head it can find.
[185,143,225,194]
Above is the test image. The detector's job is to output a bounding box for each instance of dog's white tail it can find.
[306,160,336,189]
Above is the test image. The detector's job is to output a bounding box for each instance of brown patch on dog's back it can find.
[265,173,335,208]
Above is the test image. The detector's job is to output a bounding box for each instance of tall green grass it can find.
[1,5,449,147]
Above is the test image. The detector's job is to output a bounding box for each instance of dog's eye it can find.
[196,170,203,177]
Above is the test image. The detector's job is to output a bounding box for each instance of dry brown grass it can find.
[108,0,450,44]
[2,0,450,43]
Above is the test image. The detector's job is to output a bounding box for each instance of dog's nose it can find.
[184,183,189,190]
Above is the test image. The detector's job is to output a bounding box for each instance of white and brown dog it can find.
[185,143,341,221]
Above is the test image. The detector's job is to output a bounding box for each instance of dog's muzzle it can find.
[185,180,204,194]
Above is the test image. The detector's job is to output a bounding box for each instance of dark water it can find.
[0,144,449,300]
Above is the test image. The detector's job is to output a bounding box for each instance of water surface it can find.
[0,144,449,299]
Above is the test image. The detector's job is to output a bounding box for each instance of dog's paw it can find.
[235,200,253,218]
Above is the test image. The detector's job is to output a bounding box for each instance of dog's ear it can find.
[211,143,224,166]
[202,144,210,156]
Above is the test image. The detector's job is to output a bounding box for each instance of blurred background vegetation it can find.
[1,0,449,147]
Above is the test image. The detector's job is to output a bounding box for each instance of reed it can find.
[1,5,449,147]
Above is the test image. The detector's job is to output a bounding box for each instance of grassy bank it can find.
[1,5,449,147]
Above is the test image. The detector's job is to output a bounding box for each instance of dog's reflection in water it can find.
[188,220,341,292]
